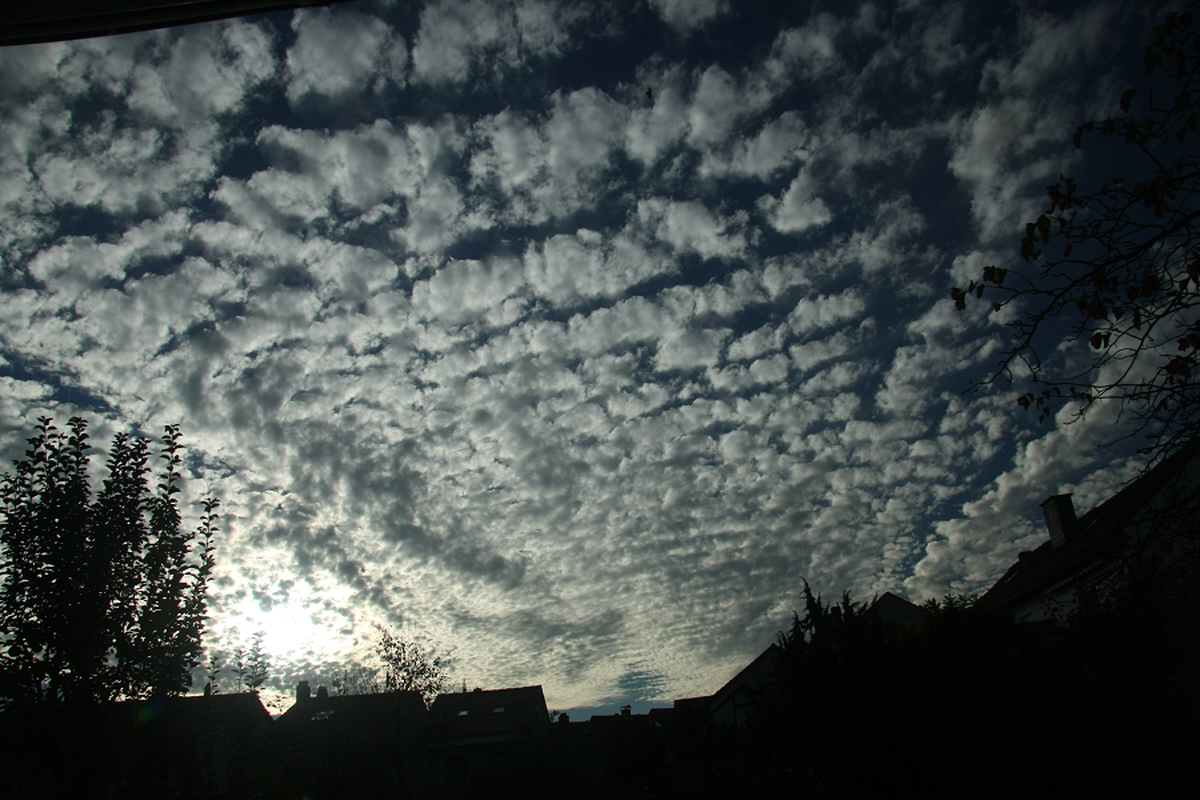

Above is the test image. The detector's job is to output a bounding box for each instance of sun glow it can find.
[258,601,322,657]
[232,588,335,662]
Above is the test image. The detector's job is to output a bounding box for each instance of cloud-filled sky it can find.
[0,0,1171,713]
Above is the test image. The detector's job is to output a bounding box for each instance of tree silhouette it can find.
[0,417,218,706]
[375,624,449,705]
[331,662,382,696]
[204,652,223,694]
[954,11,1200,465]
[244,630,269,692]
[327,625,449,704]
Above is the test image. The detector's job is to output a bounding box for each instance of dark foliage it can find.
[0,417,218,706]
[244,630,270,692]
[328,625,449,706]
[376,624,449,706]
[677,581,1199,799]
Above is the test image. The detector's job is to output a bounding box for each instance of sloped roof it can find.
[871,591,924,629]
[981,439,1200,610]
[0,692,272,798]
[261,691,427,757]
[708,644,780,710]
[0,691,272,736]
[428,685,548,741]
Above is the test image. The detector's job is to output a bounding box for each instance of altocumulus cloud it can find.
[0,0,1171,713]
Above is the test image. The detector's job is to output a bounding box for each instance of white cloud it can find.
[27,211,192,289]
[469,88,625,223]
[656,327,728,371]
[687,66,743,147]
[625,66,690,166]
[638,198,746,259]
[948,5,1121,242]
[523,228,670,305]
[840,195,926,273]
[566,297,669,358]
[905,408,1136,600]
[766,14,844,80]
[760,168,832,234]
[470,110,546,194]
[790,329,853,374]
[394,176,468,254]
[128,20,276,125]
[727,324,785,362]
[700,111,810,180]
[789,290,867,337]
[286,8,408,103]
[707,353,789,391]
[648,0,729,34]
[546,88,627,175]
[411,0,579,86]
[948,99,1066,242]
[411,257,525,325]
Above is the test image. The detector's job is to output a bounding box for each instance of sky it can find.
[0,0,1175,715]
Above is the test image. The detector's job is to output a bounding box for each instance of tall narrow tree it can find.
[0,417,219,706]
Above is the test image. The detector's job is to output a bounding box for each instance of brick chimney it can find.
[1041,494,1076,548]
[296,681,310,703]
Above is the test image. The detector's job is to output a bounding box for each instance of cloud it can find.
[655,326,729,371]
[760,168,832,234]
[0,1,1161,715]
[699,111,811,180]
[687,66,751,147]
[411,0,581,87]
[790,328,855,375]
[766,13,844,80]
[638,198,746,259]
[469,88,626,223]
[523,228,671,305]
[28,210,192,288]
[649,0,729,34]
[905,404,1138,600]
[127,19,276,125]
[947,5,1124,242]
[625,65,690,166]
[286,8,408,104]
[788,290,867,337]
[411,257,525,325]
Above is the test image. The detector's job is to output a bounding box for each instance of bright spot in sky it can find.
[232,587,332,662]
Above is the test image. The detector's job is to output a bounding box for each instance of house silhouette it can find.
[981,439,1200,622]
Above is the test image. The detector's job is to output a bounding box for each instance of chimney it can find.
[1041,494,1076,548]
[316,685,328,700]
[620,705,631,717]
[296,681,311,703]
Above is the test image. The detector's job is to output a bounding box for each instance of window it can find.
[492,706,505,714]
[457,709,469,716]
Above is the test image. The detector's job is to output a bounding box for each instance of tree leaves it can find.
[952,11,1200,466]
[244,631,269,692]
[1121,88,1137,113]
[0,418,218,707]
[374,624,449,706]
